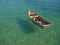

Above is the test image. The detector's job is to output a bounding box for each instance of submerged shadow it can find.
[16,18,35,33]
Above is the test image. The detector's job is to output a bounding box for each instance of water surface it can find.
[0,0,60,45]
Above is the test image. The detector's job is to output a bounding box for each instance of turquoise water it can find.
[0,0,60,45]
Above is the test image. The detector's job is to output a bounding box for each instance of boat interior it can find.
[30,14,51,25]
[35,16,51,24]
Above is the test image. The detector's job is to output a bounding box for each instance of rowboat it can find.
[28,10,51,28]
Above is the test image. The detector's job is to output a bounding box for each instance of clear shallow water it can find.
[0,0,60,45]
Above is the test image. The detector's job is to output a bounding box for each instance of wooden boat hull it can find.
[28,10,51,28]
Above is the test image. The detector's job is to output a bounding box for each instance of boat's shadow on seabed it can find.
[16,18,35,33]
